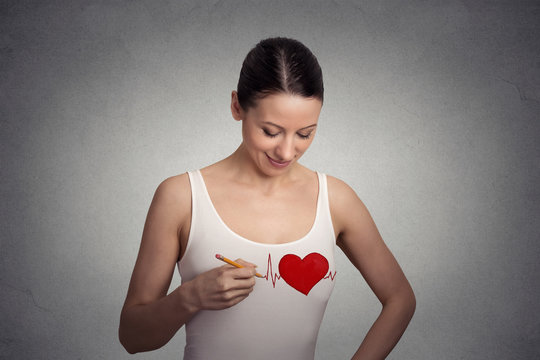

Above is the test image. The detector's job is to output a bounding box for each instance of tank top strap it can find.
[187,170,202,220]
[187,169,214,209]
[187,170,202,205]
[185,170,217,257]
[315,172,337,242]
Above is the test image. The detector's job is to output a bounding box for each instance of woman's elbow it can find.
[123,345,138,355]
[406,289,416,318]
[400,285,416,321]
[118,327,139,354]
[118,321,165,354]
[118,312,148,355]
[385,285,416,320]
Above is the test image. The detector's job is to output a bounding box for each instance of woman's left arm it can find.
[328,176,416,360]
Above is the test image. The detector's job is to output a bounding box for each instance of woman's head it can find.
[236,37,324,111]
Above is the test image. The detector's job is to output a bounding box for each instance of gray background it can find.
[1,0,539,359]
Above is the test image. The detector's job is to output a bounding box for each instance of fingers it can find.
[212,288,253,309]
[220,258,258,279]
[217,267,256,288]
[196,274,255,310]
[191,259,259,311]
[212,266,256,307]
[235,258,257,268]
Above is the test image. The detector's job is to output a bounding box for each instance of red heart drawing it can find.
[278,253,329,295]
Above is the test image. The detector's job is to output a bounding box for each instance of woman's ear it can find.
[230,91,244,121]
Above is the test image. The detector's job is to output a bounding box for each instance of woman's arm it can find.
[118,175,256,354]
[328,176,416,360]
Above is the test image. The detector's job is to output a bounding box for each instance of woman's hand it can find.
[188,259,257,311]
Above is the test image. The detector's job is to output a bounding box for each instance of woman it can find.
[119,37,415,359]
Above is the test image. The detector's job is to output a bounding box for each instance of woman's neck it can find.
[210,144,304,192]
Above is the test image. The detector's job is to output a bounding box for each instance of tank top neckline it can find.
[194,169,323,247]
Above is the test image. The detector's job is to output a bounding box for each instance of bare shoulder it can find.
[155,173,191,203]
[326,175,371,238]
[149,173,192,226]
[326,175,364,208]
[327,174,356,196]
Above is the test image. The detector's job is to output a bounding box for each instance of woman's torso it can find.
[178,168,337,360]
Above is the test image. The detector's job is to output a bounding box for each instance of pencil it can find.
[215,254,264,278]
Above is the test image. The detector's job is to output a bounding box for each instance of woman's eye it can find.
[298,132,312,139]
[263,129,279,138]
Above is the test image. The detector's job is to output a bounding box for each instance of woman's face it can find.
[232,92,323,176]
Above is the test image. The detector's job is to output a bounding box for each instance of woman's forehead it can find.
[249,93,322,126]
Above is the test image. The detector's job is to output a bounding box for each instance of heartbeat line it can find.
[262,253,282,287]
[261,253,337,288]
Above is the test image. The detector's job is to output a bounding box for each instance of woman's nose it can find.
[275,136,296,161]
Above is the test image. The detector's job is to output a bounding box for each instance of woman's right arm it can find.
[118,174,256,354]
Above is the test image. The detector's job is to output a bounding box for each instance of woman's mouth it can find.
[266,154,291,168]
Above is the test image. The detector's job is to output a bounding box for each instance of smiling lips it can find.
[266,154,292,168]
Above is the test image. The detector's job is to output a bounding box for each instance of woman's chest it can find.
[209,185,318,244]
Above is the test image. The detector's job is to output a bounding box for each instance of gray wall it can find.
[1,1,539,359]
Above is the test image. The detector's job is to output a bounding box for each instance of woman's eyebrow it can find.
[263,122,318,131]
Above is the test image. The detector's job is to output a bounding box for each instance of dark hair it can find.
[237,37,324,110]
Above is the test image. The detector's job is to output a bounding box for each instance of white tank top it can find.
[178,170,337,360]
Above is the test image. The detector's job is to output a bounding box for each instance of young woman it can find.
[119,37,415,360]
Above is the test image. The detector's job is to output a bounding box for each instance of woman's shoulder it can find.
[325,174,358,199]
[140,173,193,244]
[324,174,367,222]
[153,172,192,209]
